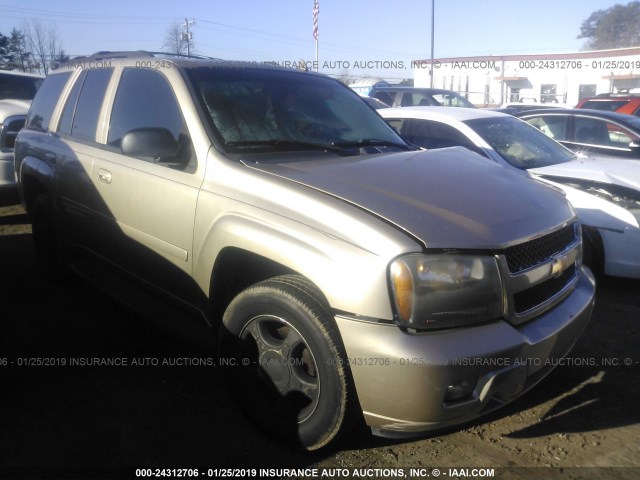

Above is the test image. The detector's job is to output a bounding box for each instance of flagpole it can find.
[313,0,319,71]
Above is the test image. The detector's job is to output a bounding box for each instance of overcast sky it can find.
[0,0,627,80]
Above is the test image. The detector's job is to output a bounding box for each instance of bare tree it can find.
[335,68,355,85]
[163,21,194,56]
[23,20,64,74]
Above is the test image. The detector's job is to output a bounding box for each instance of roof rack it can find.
[70,50,154,62]
[146,51,220,61]
[69,50,220,63]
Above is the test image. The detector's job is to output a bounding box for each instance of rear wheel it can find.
[31,193,73,281]
[219,275,354,450]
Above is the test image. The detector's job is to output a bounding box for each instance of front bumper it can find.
[335,267,595,437]
[601,227,640,279]
[0,150,17,191]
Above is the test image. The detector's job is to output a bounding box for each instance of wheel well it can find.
[582,225,604,277]
[208,247,298,323]
[20,174,48,216]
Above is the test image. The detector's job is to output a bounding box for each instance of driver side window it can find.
[108,68,195,171]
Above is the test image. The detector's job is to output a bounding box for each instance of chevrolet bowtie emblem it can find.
[550,255,570,277]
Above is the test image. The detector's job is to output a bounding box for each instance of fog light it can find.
[445,378,476,402]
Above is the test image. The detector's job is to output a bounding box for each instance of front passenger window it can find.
[108,68,194,171]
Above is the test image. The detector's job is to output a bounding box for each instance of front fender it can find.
[16,153,56,212]
[191,190,398,321]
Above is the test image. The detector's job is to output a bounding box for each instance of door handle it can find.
[44,151,57,163]
[97,169,112,184]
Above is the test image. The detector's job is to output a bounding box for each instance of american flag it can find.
[313,0,319,40]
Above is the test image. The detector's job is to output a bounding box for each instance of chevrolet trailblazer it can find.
[15,51,594,450]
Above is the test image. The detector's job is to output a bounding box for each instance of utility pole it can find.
[182,18,195,56]
[430,0,435,88]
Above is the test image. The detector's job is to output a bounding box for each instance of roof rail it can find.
[146,51,220,61]
[69,50,154,63]
[69,50,220,63]
[594,92,640,98]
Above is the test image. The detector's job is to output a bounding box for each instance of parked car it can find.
[576,93,640,116]
[15,52,594,449]
[0,70,43,192]
[380,106,640,279]
[369,86,476,108]
[515,108,640,160]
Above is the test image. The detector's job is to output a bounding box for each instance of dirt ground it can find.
[1,194,639,480]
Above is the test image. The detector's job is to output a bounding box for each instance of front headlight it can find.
[389,254,504,330]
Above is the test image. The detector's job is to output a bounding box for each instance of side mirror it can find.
[121,128,179,161]
[628,140,640,151]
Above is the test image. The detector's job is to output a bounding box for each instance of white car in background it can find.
[380,106,640,279]
[0,70,43,192]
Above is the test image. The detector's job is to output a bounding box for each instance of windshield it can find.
[186,67,406,154]
[465,116,576,169]
[0,73,43,100]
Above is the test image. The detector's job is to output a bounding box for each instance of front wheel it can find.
[219,275,355,450]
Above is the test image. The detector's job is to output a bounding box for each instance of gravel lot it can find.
[1,195,639,480]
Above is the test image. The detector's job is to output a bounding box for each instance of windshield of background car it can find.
[0,74,43,100]
[580,100,629,112]
[465,116,576,169]
[186,67,406,153]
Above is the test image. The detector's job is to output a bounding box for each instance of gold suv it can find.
[15,51,595,450]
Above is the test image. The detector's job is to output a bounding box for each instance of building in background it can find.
[412,47,640,107]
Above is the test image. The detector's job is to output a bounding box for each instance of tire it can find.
[31,193,73,282]
[219,274,354,450]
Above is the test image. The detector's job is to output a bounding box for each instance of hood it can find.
[247,147,574,250]
[530,158,640,191]
[0,99,31,118]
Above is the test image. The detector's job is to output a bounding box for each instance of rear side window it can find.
[25,72,72,131]
[574,116,639,148]
[59,69,113,141]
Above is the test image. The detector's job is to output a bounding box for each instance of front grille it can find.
[505,224,577,274]
[502,222,581,325]
[513,263,576,314]
[0,117,26,149]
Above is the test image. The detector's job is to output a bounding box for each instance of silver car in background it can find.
[381,106,640,279]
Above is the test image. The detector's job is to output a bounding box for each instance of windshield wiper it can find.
[331,138,412,150]
[225,139,340,152]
